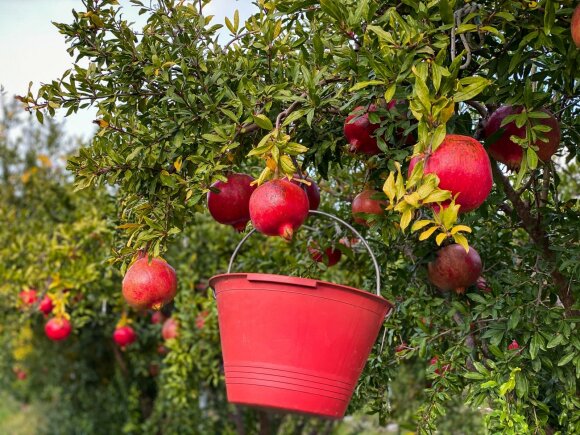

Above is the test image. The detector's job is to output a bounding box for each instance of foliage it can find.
[1,0,579,433]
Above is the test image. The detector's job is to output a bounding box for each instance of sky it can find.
[0,0,255,139]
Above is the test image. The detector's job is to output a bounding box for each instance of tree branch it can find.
[491,161,576,315]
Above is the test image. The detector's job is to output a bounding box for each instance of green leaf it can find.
[526,147,538,170]
[454,77,490,102]
[253,114,273,130]
[349,80,384,92]
[546,334,564,349]
[557,352,575,367]
[439,0,453,24]
[202,133,227,143]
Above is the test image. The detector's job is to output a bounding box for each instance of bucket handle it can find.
[225,210,382,296]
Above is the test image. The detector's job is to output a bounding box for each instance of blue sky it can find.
[0,0,255,139]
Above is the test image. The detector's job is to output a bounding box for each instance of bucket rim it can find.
[209,272,394,311]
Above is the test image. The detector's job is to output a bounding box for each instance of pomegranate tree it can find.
[351,189,385,226]
[162,317,179,340]
[45,317,72,341]
[484,106,561,169]
[428,244,483,294]
[409,134,492,213]
[113,325,137,348]
[207,173,256,231]
[122,256,178,310]
[249,178,309,240]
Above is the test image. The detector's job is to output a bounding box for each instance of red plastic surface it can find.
[209,273,393,418]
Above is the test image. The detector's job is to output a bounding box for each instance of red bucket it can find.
[209,211,394,418]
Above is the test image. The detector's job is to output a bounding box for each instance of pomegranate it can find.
[195,311,209,330]
[308,245,342,267]
[408,135,492,213]
[484,106,561,169]
[352,189,386,226]
[476,276,492,293]
[45,317,72,341]
[572,5,580,48]
[428,244,482,294]
[157,344,168,355]
[19,289,38,306]
[15,368,27,381]
[395,342,407,353]
[249,179,309,240]
[38,296,54,315]
[151,311,166,324]
[207,173,256,231]
[162,317,179,340]
[113,325,137,347]
[429,356,450,375]
[344,105,382,155]
[122,256,178,310]
[291,176,321,210]
[508,339,520,351]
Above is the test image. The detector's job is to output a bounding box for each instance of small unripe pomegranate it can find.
[409,135,492,213]
[207,173,256,231]
[113,325,137,348]
[344,105,382,155]
[249,179,309,240]
[352,189,386,226]
[508,339,520,350]
[122,257,178,310]
[428,244,482,294]
[19,289,38,306]
[291,176,321,210]
[308,245,342,267]
[572,5,580,48]
[162,317,179,340]
[151,311,166,324]
[45,317,72,341]
[484,106,561,169]
[38,296,54,315]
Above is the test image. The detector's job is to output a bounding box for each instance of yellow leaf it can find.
[453,233,470,252]
[450,225,472,235]
[383,171,396,204]
[422,188,451,204]
[411,219,433,232]
[266,156,278,171]
[440,100,455,123]
[400,209,413,232]
[38,154,52,167]
[404,192,421,208]
[173,156,183,172]
[435,232,447,246]
[416,182,435,200]
[419,226,439,241]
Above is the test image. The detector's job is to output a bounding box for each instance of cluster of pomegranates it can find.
[19,289,72,341]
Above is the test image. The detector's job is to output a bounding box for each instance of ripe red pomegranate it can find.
[122,256,178,310]
[207,173,256,231]
[38,296,54,315]
[19,289,38,306]
[45,317,72,341]
[344,105,382,155]
[150,311,166,324]
[291,176,321,210]
[113,325,137,347]
[249,179,309,240]
[508,339,520,351]
[408,135,492,213]
[428,244,482,294]
[308,245,342,267]
[484,106,561,169]
[15,368,27,381]
[352,189,386,225]
[162,317,179,340]
[572,5,580,48]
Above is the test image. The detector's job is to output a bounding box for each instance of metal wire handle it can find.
[225,210,382,296]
